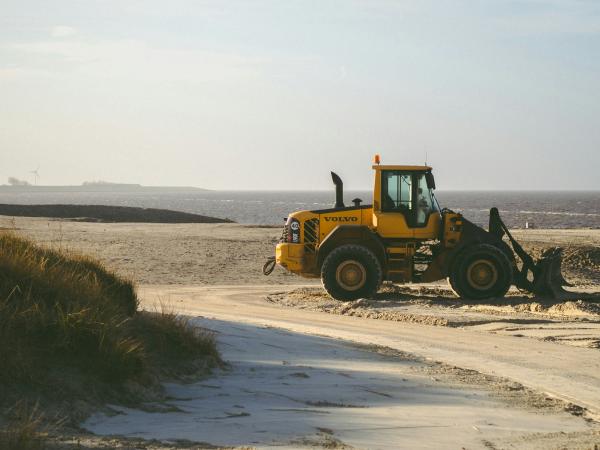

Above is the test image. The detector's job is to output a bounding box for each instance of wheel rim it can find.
[466,259,498,291]
[336,260,367,291]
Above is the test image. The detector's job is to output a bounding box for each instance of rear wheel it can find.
[321,245,382,301]
[449,244,512,300]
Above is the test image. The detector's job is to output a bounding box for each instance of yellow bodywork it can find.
[317,207,373,240]
[442,211,463,248]
[275,242,305,273]
[275,209,323,277]
[276,208,372,277]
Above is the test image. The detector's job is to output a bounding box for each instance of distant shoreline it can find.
[0,184,208,193]
[0,190,596,228]
[0,204,233,224]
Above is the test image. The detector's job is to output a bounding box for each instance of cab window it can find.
[382,171,412,213]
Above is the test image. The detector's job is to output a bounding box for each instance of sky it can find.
[1,0,599,190]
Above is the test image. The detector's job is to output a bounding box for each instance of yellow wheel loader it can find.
[264,156,569,301]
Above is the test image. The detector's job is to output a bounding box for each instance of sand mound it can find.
[267,285,600,327]
[562,246,600,282]
[266,287,450,326]
[525,245,600,285]
[266,286,600,351]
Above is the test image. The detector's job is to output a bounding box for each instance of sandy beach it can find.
[1,217,298,285]
[3,215,600,449]
[3,216,599,286]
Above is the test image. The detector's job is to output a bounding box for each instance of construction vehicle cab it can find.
[266,156,568,301]
[372,164,441,240]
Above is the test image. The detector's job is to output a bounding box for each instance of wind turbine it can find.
[30,166,40,185]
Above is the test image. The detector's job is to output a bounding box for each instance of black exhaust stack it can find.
[331,172,345,208]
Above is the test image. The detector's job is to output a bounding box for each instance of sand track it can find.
[140,284,600,423]
[85,315,600,449]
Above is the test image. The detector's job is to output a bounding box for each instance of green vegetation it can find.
[0,232,221,448]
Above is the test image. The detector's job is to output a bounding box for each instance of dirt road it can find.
[85,316,597,449]
[140,284,600,421]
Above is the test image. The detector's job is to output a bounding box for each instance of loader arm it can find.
[488,207,535,291]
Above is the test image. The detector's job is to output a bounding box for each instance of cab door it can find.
[412,172,442,239]
[373,170,414,238]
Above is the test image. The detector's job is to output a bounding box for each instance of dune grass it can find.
[0,231,143,386]
[0,232,221,445]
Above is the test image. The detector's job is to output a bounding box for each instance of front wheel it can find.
[321,245,382,301]
[449,244,512,300]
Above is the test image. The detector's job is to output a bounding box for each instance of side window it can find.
[415,174,434,225]
[382,171,412,212]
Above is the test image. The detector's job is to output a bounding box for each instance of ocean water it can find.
[0,189,598,229]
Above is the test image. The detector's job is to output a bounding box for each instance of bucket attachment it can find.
[488,208,571,298]
[531,247,572,297]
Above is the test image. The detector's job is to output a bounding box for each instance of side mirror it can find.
[425,172,436,190]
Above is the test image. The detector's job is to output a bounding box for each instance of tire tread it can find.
[449,243,512,300]
[321,244,382,301]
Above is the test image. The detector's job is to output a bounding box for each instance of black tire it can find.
[321,244,382,301]
[449,244,512,300]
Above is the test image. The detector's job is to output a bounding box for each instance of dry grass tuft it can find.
[0,401,63,450]
[133,304,222,378]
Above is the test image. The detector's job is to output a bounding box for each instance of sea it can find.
[0,189,598,229]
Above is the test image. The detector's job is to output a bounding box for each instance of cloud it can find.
[51,26,77,38]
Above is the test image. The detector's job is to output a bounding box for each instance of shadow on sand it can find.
[81,317,595,449]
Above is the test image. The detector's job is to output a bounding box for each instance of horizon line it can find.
[1,185,599,192]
